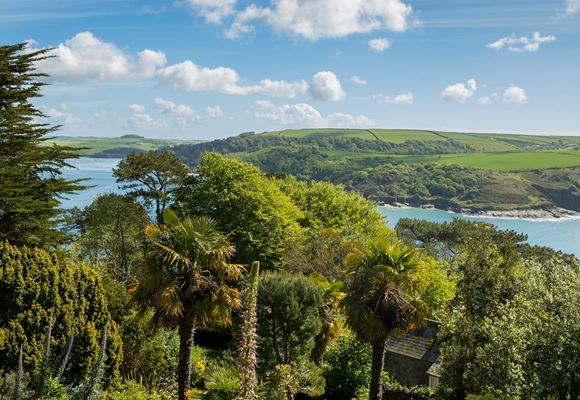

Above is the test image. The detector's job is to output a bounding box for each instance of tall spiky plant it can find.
[12,344,23,400]
[238,261,260,400]
[56,331,75,379]
[74,324,107,400]
[35,316,53,398]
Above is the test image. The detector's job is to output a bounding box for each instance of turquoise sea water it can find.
[61,158,580,256]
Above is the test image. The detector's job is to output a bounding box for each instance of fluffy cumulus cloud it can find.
[41,104,79,124]
[442,79,477,103]
[368,37,391,52]
[30,32,308,99]
[503,86,528,104]
[567,0,580,13]
[310,71,346,102]
[224,0,413,40]
[185,0,237,23]
[34,32,166,81]
[158,60,308,98]
[153,97,200,127]
[350,75,367,86]
[126,104,169,131]
[487,32,555,52]
[382,92,414,105]
[252,100,371,127]
[207,106,224,117]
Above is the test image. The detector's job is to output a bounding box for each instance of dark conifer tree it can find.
[0,43,83,247]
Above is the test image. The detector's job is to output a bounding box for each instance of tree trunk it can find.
[178,318,196,400]
[369,340,387,400]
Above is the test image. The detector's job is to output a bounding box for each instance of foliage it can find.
[0,43,84,247]
[175,153,304,267]
[131,209,243,400]
[282,229,355,282]
[171,132,580,212]
[101,380,163,400]
[322,330,372,400]
[0,242,122,384]
[262,362,325,400]
[113,150,188,224]
[277,177,391,240]
[256,272,323,369]
[197,363,240,400]
[117,311,178,390]
[342,240,433,400]
[75,194,149,285]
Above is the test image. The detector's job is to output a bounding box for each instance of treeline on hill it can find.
[1,42,579,400]
[171,132,475,166]
[172,142,580,212]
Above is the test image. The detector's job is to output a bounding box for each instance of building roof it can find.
[386,319,441,365]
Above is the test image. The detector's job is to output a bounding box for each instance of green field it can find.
[45,135,202,157]
[266,128,580,152]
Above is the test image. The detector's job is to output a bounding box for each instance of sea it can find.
[60,157,580,256]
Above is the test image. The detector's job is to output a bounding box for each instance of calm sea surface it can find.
[61,158,580,256]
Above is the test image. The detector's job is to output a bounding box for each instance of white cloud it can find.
[207,106,224,117]
[442,79,477,103]
[185,0,237,23]
[566,0,580,13]
[350,75,367,86]
[41,104,79,125]
[253,100,322,124]
[158,60,308,98]
[126,112,169,131]
[368,37,391,52]
[225,0,413,40]
[503,86,528,104]
[310,71,346,102]
[153,97,200,127]
[252,100,371,127]
[478,96,491,105]
[326,113,372,127]
[487,32,555,52]
[35,32,166,81]
[128,104,146,113]
[383,92,414,105]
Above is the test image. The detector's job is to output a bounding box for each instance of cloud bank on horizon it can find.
[3,0,578,138]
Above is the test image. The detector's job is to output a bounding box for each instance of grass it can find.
[266,128,580,152]
[44,136,202,156]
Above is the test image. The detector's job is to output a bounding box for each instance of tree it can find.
[113,151,188,224]
[0,241,122,384]
[131,209,243,400]
[0,43,83,247]
[76,193,149,285]
[175,153,304,267]
[342,240,428,400]
[256,272,323,369]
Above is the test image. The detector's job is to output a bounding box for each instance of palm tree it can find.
[342,240,427,400]
[131,209,244,400]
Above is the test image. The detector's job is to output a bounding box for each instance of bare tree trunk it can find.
[369,340,387,400]
[177,318,196,400]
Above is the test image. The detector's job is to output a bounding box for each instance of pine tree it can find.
[0,43,83,247]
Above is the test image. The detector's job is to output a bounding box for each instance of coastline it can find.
[380,203,580,221]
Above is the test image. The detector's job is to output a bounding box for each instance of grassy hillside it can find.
[45,135,202,157]
[171,129,580,212]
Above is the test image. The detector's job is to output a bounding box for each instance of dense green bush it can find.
[322,330,372,400]
[0,241,122,384]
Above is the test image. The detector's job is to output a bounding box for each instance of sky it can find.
[2,0,580,140]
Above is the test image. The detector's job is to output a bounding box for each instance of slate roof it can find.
[385,319,441,367]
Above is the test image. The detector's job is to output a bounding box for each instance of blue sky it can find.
[2,0,579,139]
